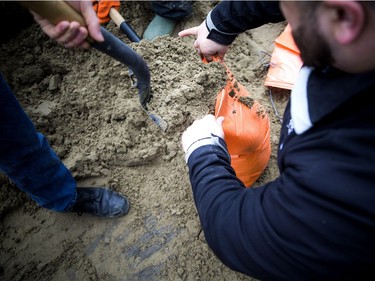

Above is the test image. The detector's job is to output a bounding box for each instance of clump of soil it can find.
[238,96,255,109]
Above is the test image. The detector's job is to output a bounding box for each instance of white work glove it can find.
[182,114,227,163]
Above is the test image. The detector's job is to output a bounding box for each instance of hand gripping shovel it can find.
[20,0,168,132]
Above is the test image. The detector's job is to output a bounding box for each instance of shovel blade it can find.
[143,109,168,132]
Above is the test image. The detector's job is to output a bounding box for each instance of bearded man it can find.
[179,1,375,280]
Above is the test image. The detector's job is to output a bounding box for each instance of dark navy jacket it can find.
[187,1,375,280]
[206,1,284,45]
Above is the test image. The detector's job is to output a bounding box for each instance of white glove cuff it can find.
[185,135,228,163]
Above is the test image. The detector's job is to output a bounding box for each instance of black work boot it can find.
[71,187,130,217]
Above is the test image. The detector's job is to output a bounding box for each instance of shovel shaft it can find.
[119,22,141,43]
[20,1,87,34]
[93,27,150,107]
[109,8,141,43]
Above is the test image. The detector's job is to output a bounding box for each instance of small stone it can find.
[48,74,62,91]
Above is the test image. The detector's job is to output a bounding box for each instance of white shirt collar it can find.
[290,66,314,134]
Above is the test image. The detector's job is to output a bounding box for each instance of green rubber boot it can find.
[143,15,177,41]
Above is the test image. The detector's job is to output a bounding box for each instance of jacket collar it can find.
[291,66,375,134]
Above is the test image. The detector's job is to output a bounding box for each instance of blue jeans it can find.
[0,73,76,211]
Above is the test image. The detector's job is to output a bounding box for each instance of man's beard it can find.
[292,21,335,68]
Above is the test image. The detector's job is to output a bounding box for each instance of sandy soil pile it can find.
[0,2,289,280]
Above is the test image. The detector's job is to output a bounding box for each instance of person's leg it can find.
[0,73,76,211]
[143,1,192,40]
[151,1,192,21]
[0,73,130,217]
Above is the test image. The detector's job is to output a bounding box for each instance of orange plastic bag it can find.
[264,24,303,90]
[92,0,120,24]
[214,60,271,187]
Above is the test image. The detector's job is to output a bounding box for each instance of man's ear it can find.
[323,1,365,45]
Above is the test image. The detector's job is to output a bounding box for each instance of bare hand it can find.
[31,1,104,49]
[178,21,229,62]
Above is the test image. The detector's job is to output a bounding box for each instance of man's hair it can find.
[298,1,375,11]
[363,1,375,10]
[296,0,375,24]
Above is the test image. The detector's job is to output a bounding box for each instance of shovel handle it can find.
[20,1,83,25]
[108,7,124,27]
[20,0,93,42]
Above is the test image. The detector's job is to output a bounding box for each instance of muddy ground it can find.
[0,1,289,280]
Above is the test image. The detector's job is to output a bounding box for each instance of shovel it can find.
[107,9,169,131]
[109,8,141,43]
[20,0,168,132]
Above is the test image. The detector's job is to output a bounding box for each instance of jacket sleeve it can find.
[187,145,287,280]
[187,124,375,280]
[206,0,284,45]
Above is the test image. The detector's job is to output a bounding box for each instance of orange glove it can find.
[92,0,120,24]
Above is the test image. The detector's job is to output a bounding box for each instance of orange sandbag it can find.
[214,60,271,187]
[264,24,303,90]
